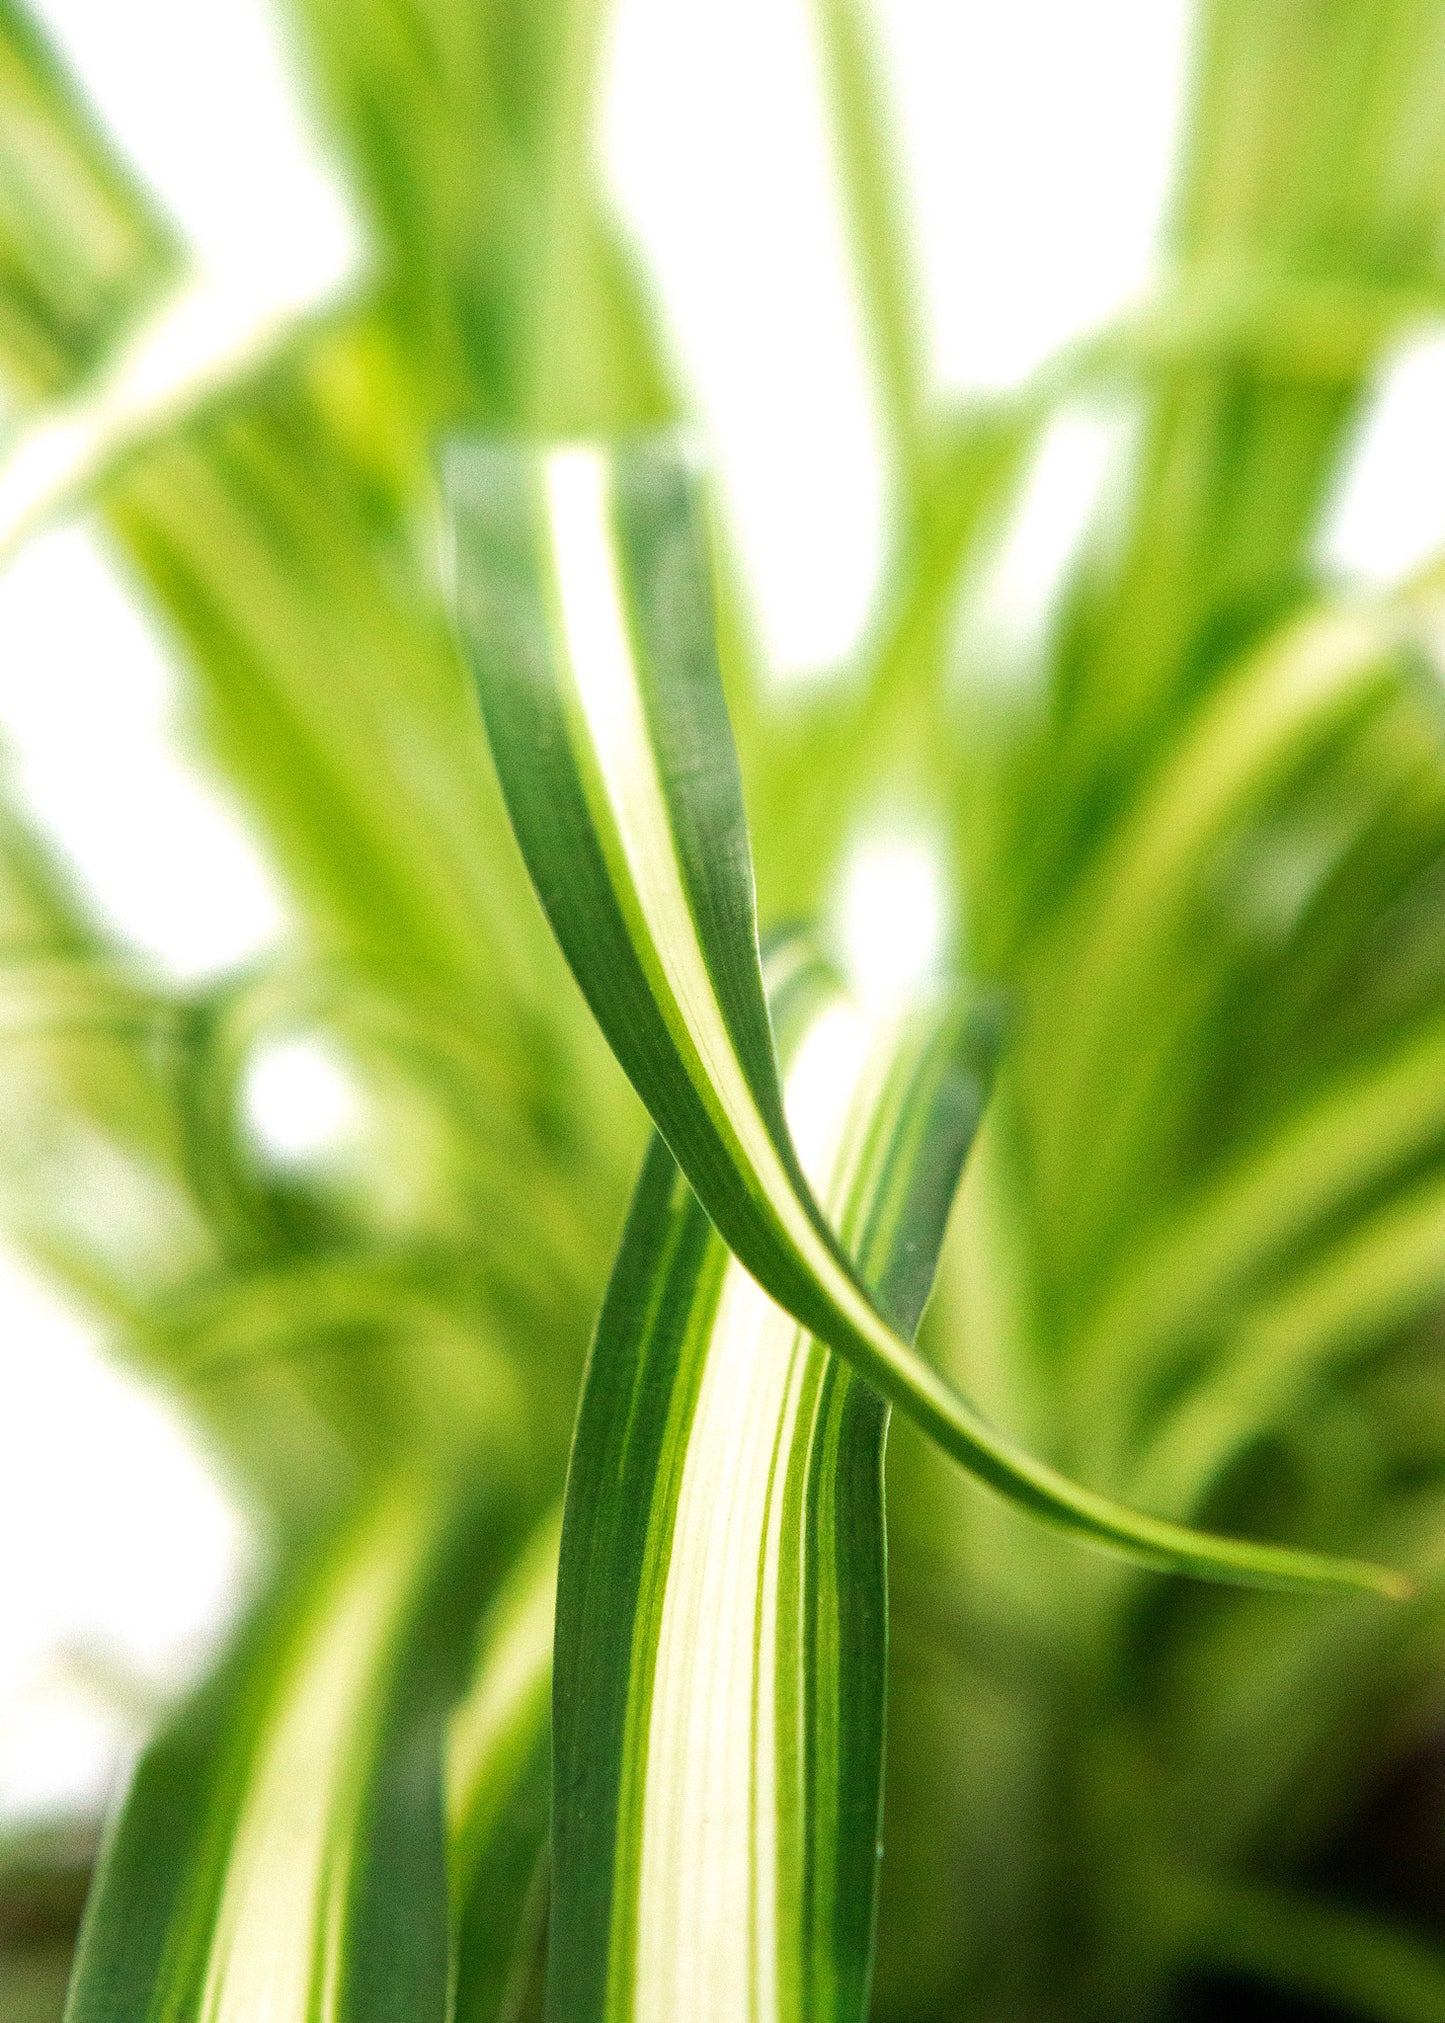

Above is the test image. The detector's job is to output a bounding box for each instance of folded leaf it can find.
[549,946,979,2023]
[445,434,1402,1598]
[64,1477,488,2023]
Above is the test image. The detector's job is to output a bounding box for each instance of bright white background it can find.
[4,0,1445,1830]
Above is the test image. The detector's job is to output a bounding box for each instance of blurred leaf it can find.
[447,1505,558,2023]
[280,0,672,434]
[0,0,173,402]
[1182,1874,1445,2023]
[0,1822,96,2023]
[64,1477,492,2023]
[810,0,925,503]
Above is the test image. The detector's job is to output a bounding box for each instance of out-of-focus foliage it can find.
[0,1,1444,2019]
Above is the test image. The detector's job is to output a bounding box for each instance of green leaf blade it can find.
[445,432,1404,1599]
[548,950,979,2023]
[446,1507,560,2023]
[64,1479,486,2023]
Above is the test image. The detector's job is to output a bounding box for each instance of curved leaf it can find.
[445,433,1402,1597]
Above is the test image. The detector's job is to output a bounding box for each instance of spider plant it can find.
[3,2,1445,2020]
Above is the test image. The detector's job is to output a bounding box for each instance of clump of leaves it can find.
[2,3,1445,2021]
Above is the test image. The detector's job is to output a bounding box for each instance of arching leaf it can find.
[445,433,1402,1597]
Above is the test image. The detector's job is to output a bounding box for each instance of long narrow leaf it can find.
[549,946,978,2023]
[447,1506,560,2023]
[445,434,1401,1597]
[64,1478,485,2023]
[0,0,173,400]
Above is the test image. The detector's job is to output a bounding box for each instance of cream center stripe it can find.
[199,1486,429,2023]
[542,449,896,1371]
[632,1001,873,2022]
[446,1509,560,1841]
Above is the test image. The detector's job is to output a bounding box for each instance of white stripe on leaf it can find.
[542,446,922,1405]
[632,1000,877,2022]
[199,1484,431,2023]
[544,448,798,1207]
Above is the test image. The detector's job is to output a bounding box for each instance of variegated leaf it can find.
[447,1506,560,2023]
[444,433,1400,1598]
[548,946,978,2023]
[65,1478,485,2023]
